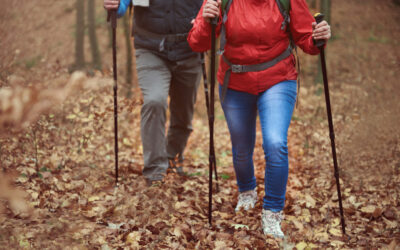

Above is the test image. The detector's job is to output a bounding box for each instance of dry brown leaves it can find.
[1,0,400,248]
[0,71,398,248]
[0,72,88,134]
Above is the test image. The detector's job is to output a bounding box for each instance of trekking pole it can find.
[201,53,219,192]
[208,11,219,225]
[200,54,211,118]
[314,13,346,235]
[108,10,119,186]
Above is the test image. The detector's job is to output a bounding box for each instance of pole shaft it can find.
[201,53,219,191]
[200,54,211,119]
[208,20,217,225]
[111,11,119,185]
[320,48,345,234]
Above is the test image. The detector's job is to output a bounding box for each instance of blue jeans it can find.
[220,80,297,212]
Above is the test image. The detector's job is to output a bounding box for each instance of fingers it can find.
[312,20,331,40]
[104,0,119,10]
[203,0,220,22]
[312,22,317,29]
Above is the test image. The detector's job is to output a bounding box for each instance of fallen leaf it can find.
[360,205,375,214]
[233,224,249,230]
[126,231,141,247]
[372,207,382,219]
[329,228,342,237]
[88,196,100,202]
[296,241,308,250]
[305,194,316,208]
[214,240,227,249]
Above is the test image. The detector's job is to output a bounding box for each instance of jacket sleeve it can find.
[289,0,321,55]
[187,1,222,52]
[117,0,131,18]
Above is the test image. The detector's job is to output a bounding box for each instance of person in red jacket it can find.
[188,0,331,238]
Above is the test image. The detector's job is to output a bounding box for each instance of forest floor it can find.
[0,0,399,249]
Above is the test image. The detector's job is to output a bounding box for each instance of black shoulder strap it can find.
[276,0,301,107]
[219,0,233,55]
[275,0,290,31]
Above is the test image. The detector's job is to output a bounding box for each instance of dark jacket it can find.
[132,0,203,61]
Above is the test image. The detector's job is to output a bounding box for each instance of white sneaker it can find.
[235,189,257,211]
[261,209,285,238]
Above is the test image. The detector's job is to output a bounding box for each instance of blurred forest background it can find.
[0,0,399,249]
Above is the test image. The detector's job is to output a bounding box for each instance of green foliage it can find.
[24,56,41,70]
[368,30,389,44]
[57,164,64,170]
[39,166,51,172]
[188,171,203,177]
[217,114,226,121]
[315,86,323,96]
[220,173,231,180]
[330,33,342,41]
[96,14,107,27]
[292,115,300,121]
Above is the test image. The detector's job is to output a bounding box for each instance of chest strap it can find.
[133,23,188,52]
[220,45,293,101]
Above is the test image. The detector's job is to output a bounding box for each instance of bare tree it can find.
[320,0,331,24]
[88,0,102,70]
[123,13,134,97]
[75,0,85,70]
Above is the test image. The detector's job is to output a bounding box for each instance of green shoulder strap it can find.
[221,0,229,13]
[280,0,291,13]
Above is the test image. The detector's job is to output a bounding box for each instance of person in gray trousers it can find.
[104,0,204,185]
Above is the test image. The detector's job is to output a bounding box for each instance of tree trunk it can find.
[75,0,85,69]
[88,0,102,70]
[310,0,317,9]
[320,0,331,24]
[123,13,133,97]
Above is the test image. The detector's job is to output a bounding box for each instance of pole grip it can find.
[314,13,325,48]
[211,17,218,25]
[108,10,117,29]
[210,0,219,25]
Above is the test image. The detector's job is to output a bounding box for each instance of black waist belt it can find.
[133,25,188,52]
[220,45,293,101]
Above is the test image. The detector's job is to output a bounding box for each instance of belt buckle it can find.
[231,64,243,73]
[175,34,187,42]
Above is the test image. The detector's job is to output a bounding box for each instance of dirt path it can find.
[0,0,399,248]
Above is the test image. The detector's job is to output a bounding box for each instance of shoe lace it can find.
[262,211,283,229]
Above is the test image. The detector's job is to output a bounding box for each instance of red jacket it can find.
[188,0,321,95]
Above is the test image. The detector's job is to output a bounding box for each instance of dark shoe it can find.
[168,158,185,176]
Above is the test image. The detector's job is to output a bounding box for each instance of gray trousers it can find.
[135,48,201,181]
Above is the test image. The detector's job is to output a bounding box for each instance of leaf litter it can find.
[0,0,400,249]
